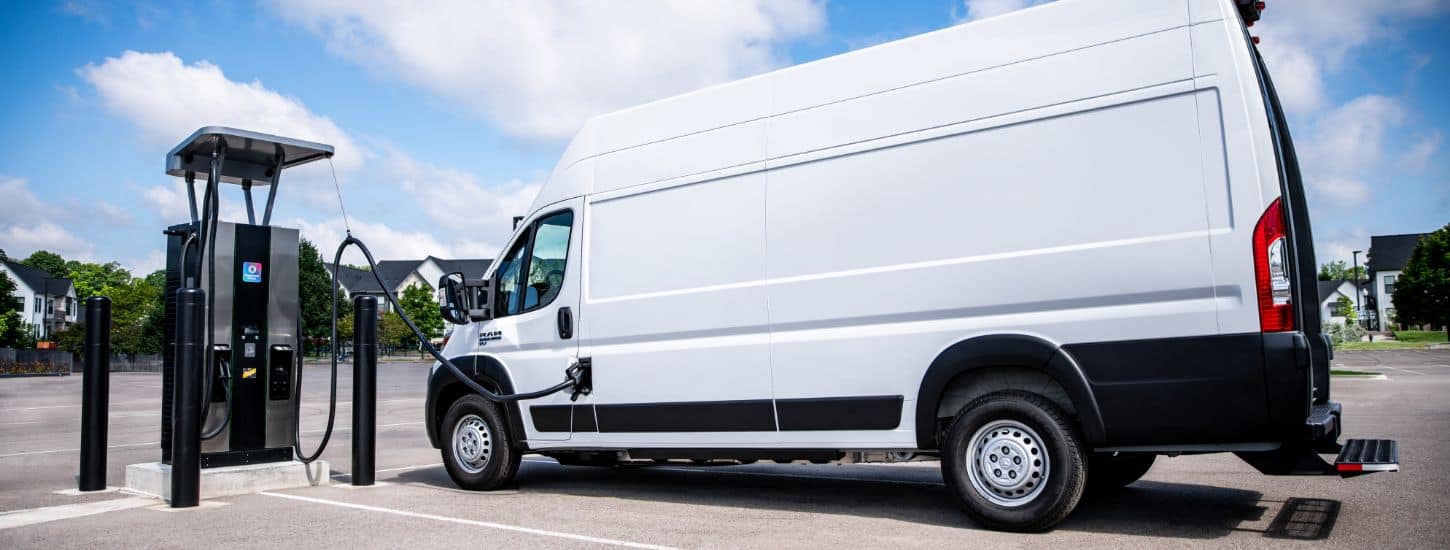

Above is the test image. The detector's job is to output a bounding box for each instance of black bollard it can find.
[171,287,206,507]
[78,296,112,492]
[352,296,378,486]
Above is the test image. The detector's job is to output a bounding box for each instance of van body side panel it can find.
[764,19,1255,446]
[573,171,777,447]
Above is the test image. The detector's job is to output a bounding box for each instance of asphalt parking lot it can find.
[2,350,1448,548]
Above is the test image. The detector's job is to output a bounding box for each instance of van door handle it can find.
[557,307,573,340]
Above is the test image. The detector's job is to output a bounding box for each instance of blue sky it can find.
[0,0,1446,275]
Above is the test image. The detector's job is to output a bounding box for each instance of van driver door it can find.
[483,199,583,442]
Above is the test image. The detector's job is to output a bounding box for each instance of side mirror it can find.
[438,272,470,325]
[466,279,492,322]
[437,272,493,325]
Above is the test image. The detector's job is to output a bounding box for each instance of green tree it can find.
[50,321,85,352]
[335,309,354,344]
[104,276,163,355]
[68,261,132,301]
[1391,223,1450,338]
[1334,294,1357,322]
[140,270,167,355]
[378,310,409,350]
[1318,260,1365,282]
[21,250,69,278]
[299,239,346,343]
[0,270,26,347]
[398,283,442,345]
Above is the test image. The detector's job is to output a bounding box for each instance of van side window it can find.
[493,209,574,319]
[493,229,531,318]
[523,211,574,311]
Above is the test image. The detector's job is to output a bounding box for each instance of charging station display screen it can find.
[242,261,263,283]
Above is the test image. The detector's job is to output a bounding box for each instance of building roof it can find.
[1318,280,1352,305]
[329,257,493,295]
[329,265,382,293]
[1,259,74,296]
[373,260,425,292]
[1366,233,1427,273]
[429,257,493,280]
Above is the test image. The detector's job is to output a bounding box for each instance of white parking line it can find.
[0,422,422,460]
[258,491,676,549]
[0,401,155,413]
[0,497,156,530]
[0,442,156,459]
[331,462,441,480]
[1378,365,1428,376]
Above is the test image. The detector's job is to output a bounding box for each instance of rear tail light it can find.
[1253,198,1294,332]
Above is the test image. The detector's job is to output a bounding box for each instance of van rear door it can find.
[1248,44,1330,404]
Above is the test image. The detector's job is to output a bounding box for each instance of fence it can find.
[0,348,73,376]
[0,349,167,376]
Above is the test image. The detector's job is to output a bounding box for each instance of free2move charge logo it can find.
[241,261,264,284]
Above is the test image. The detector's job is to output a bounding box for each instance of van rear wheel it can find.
[941,391,1087,532]
[440,395,521,491]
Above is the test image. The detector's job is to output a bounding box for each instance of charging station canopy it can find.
[166,126,334,186]
[166,126,335,227]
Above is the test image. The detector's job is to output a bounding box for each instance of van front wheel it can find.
[940,391,1087,532]
[440,395,521,491]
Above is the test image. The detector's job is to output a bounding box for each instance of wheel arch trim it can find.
[915,334,1107,449]
[427,354,526,449]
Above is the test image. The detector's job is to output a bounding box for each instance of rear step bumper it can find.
[1334,439,1399,476]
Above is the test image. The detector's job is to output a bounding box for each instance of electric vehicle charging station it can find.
[125,127,339,505]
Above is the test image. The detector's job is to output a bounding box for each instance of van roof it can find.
[532,0,1224,212]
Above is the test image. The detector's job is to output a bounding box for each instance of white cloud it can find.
[1304,95,1407,175]
[1314,226,1370,268]
[294,217,455,267]
[78,51,363,171]
[388,150,539,255]
[134,180,248,223]
[962,0,1053,21]
[0,176,96,261]
[0,176,54,226]
[2,224,94,260]
[1255,1,1449,116]
[1398,130,1442,172]
[1310,177,1371,206]
[1299,95,1409,206]
[124,250,167,276]
[268,0,826,141]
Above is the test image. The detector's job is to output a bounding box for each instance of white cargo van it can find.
[425,0,1397,531]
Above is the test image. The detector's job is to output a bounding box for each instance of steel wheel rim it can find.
[452,414,493,474]
[965,419,1049,507]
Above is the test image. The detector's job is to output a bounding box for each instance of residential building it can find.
[1365,233,1428,331]
[0,259,78,341]
[329,256,492,313]
[1316,280,1361,327]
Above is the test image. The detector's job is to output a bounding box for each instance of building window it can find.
[1384,274,1397,297]
[34,296,42,313]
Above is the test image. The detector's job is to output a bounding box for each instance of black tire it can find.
[940,391,1087,532]
[1087,452,1155,492]
[440,395,521,491]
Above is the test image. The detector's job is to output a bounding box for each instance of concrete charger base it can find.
[126,460,329,502]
